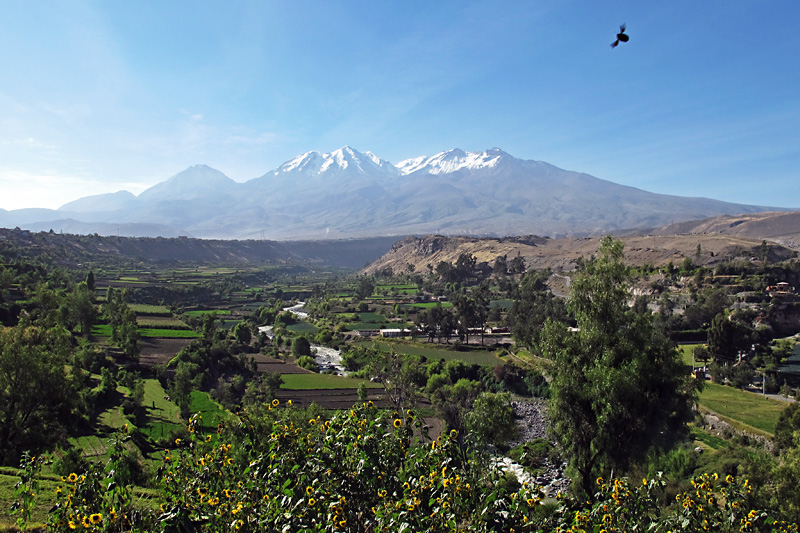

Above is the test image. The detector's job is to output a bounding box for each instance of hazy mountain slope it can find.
[0,228,398,269]
[2,147,791,239]
[658,211,800,249]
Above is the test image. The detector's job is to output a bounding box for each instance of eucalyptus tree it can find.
[540,236,695,497]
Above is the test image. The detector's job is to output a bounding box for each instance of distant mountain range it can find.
[0,147,791,240]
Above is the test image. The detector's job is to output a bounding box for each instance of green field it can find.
[287,322,319,334]
[138,328,201,338]
[679,344,705,368]
[356,312,388,322]
[489,299,514,309]
[188,391,230,430]
[364,340,502,366]
[698,382,786,436]
[280,373,383,390]
[129,303,172,316]
[184,309,232,317]
[137,379,183,444]
[411,301,453,309]
[136,316,189,328]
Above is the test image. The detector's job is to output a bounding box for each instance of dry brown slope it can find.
[658,211,800,248]
[364,233,800,275]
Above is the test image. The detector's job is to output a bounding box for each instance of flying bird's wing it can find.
[611,40,619,48]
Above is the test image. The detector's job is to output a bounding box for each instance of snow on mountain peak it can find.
[397,148,510,175]
[275,146,398,177]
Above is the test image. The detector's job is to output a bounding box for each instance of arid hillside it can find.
[658,211,800,248]
[364,233,799,276]
[0,228,398,269]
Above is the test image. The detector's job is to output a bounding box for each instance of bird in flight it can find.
[611,24,629,48]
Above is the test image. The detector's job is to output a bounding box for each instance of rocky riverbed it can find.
[504,398,571,497]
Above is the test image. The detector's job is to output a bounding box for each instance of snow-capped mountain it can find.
[398,148,509,175]
[266,146,398,179]
[2,146,786,240]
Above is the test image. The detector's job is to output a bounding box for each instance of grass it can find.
[137,379,183,444]
[356,312,387,323]
[280,373,383,390]
[679,344,705,368]
[364,340,502,366]
[287,322,319,334]
[489,299,514,309]
[0,470,62,529]
[138,328,201,338]
[188,391,230,430]
[184,309,232,317]
[136,316,189,328]
[128,303,171,315]
[411,302,453,309]
[690,427,729,451]
[698,382,786,436]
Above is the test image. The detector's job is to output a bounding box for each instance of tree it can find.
[0,322,77,464]
[707,311,751,363]
[506,269,568,350]
[509,255,526,274]
[466,391,518,446]
[493,255,508,276]
[292,336,311,357]
[775,402,800,452]
[355,276,375,300]
[233,322,252,345]
[540,236,695,498]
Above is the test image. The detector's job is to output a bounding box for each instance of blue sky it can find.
[1,1,799,211]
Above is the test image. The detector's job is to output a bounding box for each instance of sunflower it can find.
[89,513,102,525]
[272,399,280,407]
[67,473,78,483]
[393,419,402,428]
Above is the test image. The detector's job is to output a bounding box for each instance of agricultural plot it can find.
[489,299,514,309]
[411,301,453,309]
[679,344,705,369]
[280,373,383,390]
[138,328,201,338]
[362,340,503,366]
[135,316,189,328]
[139,338,193,366]
[188,391,229,431]
[698,382,785,436]
[128,304,171,316]
[250,353,309,374]
[137,379,183,443]
[184,309,232,317]
[273,387,391,410]
[287,321,319,334]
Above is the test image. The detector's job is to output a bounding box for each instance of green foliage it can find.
[506,268,568,350]
[541,236,695,497]
[0,322,78,465]
[774,403,800,451]
[699,382,784,436]
[292,336,312,357]
[708,311,752,363]
[24,402,800,532]
[10,451,45,530]
[465,391,517,446]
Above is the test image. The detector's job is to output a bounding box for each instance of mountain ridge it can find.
[2,146,793,240]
